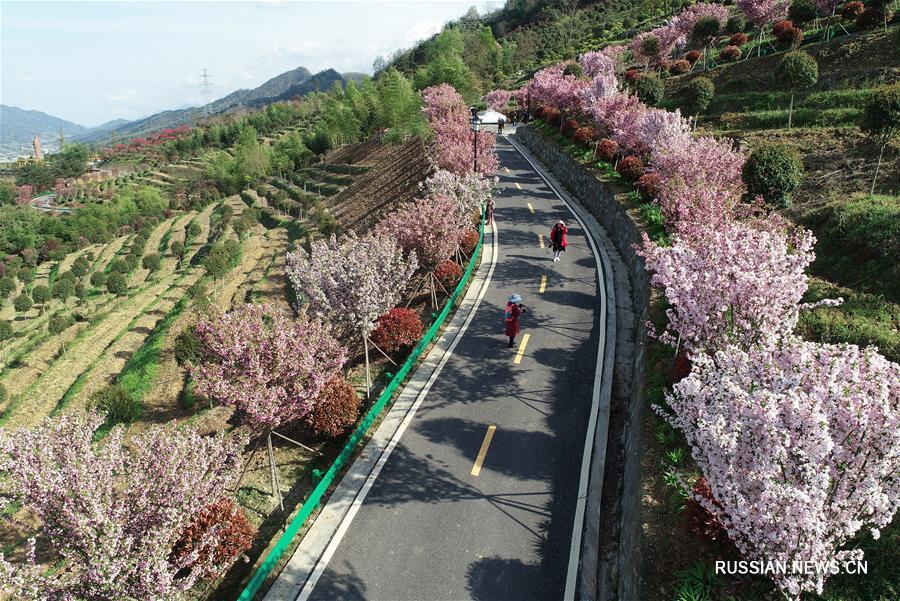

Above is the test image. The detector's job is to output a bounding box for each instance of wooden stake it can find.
[366,336,398,365]
[267,431,284,516]
[271,429,320,454]
[363,333,371,398]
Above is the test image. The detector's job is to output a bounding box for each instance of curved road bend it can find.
[281,137,605,601]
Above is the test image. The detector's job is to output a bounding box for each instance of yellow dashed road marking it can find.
[514,334,530,365]
[471,425,497,476]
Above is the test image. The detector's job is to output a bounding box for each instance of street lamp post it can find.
[469,106,480,174]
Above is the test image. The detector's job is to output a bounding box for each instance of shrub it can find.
[856,7,885,29]
[640,35,661,61]
[624,68,641,84]
[691,16,721,47]
[90,271,107,288]
[141,253,161,272]
[776,23,804,47]
[31,285,50,307]
[729,32,749,46]
[617,156,645,181]
[788,0,816,23]
[684,477,729,544]
[841,1,864,18]
[634,73,665,106]
[13,293,32,314]
[561,118,580,136]
[596,138,619,162]
[573,126,598,145]
[106,272,128,296]
[544,107,562,126]
[48,313,74,335]
[636,172,663,201]
[670,60,691,75]
[109,258,129,274]
[742,143,805,207]
[434,259,464,291]
[0,320,13,342]
[371,307,424,353]
[721,45,742,61]
[0,276,14,299]
[725,15,745,33]
[459,229,479,256]
[304,377,360,438]
[685,50,702,64]
[0,383,6,406]
[93,384,142,424]
[684,77,715,116]
[563,63,583,77]
[174,326,205,366]
[169,498,255,579]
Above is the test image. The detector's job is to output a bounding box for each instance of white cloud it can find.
[105,89,149,107]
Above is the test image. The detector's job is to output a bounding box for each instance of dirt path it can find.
[92,235,129,272]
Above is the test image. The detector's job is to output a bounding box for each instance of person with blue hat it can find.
[504,293,527,348]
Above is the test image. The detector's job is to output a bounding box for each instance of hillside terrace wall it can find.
[516,125,650,601]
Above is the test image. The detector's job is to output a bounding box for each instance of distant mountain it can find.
[342,72,368,84]
[73,65,324,146]
[249,69,345,106]
[0,105,86,157]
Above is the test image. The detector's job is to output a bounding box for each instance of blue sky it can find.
[1,0,501,126]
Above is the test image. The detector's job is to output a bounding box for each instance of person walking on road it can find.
[497,117,505,135]
[550,220,568,262]
[505,294,526,348]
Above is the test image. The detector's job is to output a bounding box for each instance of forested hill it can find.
[380,0,675,99]
[0,105,86,156]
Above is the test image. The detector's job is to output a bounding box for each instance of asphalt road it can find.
[303,137,603,601]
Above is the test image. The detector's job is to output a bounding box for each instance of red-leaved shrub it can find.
[721,45,742,61]
[305,377,360,438]
[459,229,479,256]
[595,138,619,162]
[856,7,886,29]
[670,59,691,75]
[624,68,641,84]
[371,307,424,353]
[841,1,864,19]
[773,20,803,46]
[573,126,598,145]
[636,172,662,201]
[685,50,702,64]
[169,498,255,579]
[562,118,580,136]
[616,156,645,181]
[545,107,563,126]
[668,348,692,386]
[729,32,749,46]
[684,477,729,544]
[434,259,464,291]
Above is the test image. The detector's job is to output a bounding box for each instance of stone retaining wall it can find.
[516,125,650,601]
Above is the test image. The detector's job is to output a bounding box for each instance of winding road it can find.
[266,135,608,601]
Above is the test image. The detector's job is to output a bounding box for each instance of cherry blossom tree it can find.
[15,184,33,206]
[192,303,347,430]
[663,339,900,598]
[738,0,790,26]
[0,412,247,600]
[285,233,417,393]
[526,63,589,117]
[421,83,499,175]
[485,89,513,112]
[579,45,625,78]
[649,134,747,241]
[422,169,497,217]
[637,223,817,352]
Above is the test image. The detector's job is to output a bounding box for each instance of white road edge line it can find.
[295,220,500,601]
[506,136,607,601]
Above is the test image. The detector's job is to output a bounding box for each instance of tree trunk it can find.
[870,144,885,197]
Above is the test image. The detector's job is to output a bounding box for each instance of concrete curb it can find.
[263,220,499,601]
[507,134,619,601]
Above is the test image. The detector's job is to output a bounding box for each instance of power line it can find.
[199,69,214,115]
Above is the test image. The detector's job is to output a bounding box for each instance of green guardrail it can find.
[237,209,487,601]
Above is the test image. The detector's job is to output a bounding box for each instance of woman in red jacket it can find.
[550,220,568,262]
[505,294,526,348]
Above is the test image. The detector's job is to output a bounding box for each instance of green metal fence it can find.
[237,211,486,600]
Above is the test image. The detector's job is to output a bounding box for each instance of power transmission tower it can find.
[199,69,214,115]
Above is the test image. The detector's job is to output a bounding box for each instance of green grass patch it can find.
[803,194,900,302]
[48,262,60,285]
[715,107,860,131]
[798,278,900,364]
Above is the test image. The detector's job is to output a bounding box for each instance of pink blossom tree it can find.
[485,89,513,112]
[637,223,816,352]
[285,233,417,392]
[663,339,900,598]
[579,45,625,78]
[526,62,589,120]
[422,169,497,217]
[648,135,747,240]
[15,184,33,206]
[0,412,247,600]
[421,83,499,175]
[737,0,790,26]
[375,194,471,308]
[192,303,347,430]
